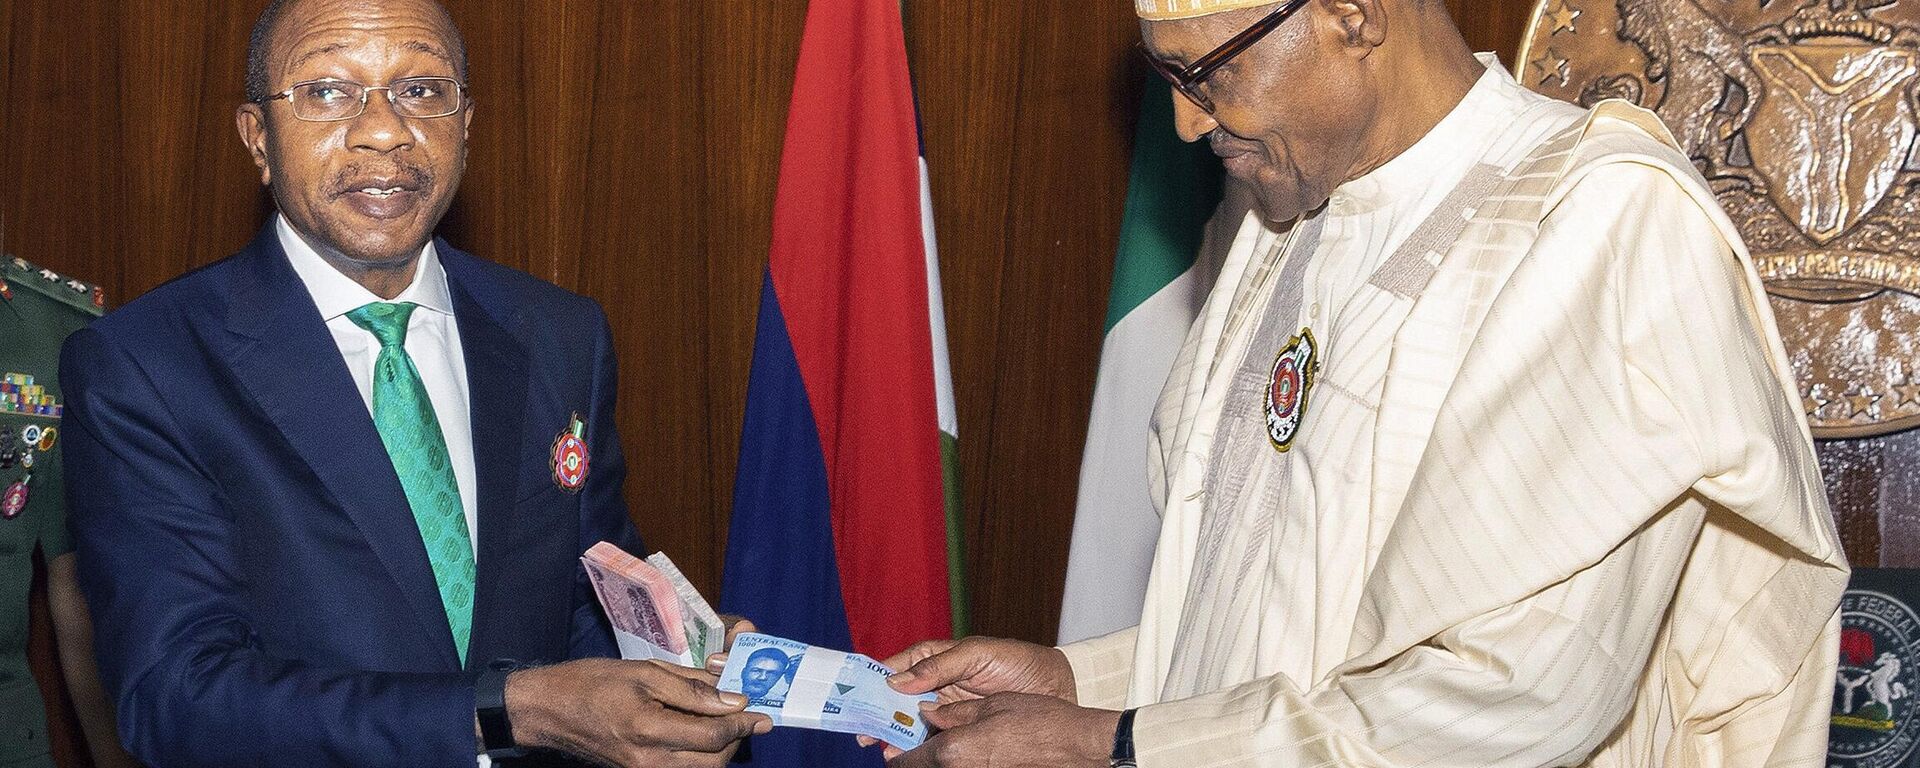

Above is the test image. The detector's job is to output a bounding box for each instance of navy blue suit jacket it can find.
[60,226,642,767]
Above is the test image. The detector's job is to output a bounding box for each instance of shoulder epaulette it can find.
[3,254,107,317]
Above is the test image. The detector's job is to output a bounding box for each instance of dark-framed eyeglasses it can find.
[1138,0,1312,113]
[262,76,468,122]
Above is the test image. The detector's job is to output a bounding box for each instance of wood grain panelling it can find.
[1449,0,1535,61]
[908,0,1142,648]
[8,1,1538,764]
[693,5,805,585]
[574,0,719,584]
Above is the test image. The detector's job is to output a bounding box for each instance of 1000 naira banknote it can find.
[717,633,936,751]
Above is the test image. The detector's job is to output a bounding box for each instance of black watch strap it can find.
[477,659,529,759]
[1110,708,1139,768]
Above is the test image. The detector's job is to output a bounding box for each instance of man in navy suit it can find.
[59,0,768,765]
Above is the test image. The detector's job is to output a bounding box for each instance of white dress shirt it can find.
[277,214,480,559]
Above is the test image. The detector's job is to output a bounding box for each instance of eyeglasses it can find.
[263,76,467,122]
[1138,0,1312,113]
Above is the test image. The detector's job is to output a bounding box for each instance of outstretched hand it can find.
[885,636,1078,704]
[856,635,1078,753]
[888,693,1118,768]
[506,658,771,767]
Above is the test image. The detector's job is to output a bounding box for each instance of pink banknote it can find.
[582,542,687,655]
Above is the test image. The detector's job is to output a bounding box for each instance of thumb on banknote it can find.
[855,735,909,760]
[722,615,758,647]
[883,639,961,692]
[643,661,751,714]
[920,698,988,731]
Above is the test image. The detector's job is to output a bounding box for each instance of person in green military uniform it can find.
[1,255,136,768]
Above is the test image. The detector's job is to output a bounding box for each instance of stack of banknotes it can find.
[718,633,937,751]
[584,544,933,749]
[581,542,726,667]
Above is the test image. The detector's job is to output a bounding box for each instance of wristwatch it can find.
[1110,708,1139,768]
[477,659,531,760]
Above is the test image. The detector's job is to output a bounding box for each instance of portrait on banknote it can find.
[717,633,935,750]
[740,646,798,705]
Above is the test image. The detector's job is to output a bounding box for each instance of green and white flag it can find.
[1058,81,1241,644]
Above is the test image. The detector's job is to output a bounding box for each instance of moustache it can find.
[1209,131,1261,159]
[328,163,433,199]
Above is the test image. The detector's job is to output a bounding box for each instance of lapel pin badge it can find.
[1265,327,1319,453]
[2,474,30,520]
[551,413,590,494]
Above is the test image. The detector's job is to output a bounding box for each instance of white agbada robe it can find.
[1061,57,1848,767]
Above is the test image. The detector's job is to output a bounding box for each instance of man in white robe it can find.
[876,0,1849,766]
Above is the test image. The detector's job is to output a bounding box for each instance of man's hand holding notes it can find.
[583,542,947,753]
[714,633,938,750]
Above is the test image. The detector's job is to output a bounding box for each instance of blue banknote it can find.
[717,633,937,751]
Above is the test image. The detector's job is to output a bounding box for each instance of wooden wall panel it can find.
[689,4,806,590]
[3,1,124,293]
[7,1,1540,764]
[435,0,533,277]
[574,1,719,586]
[909,1,1142,644]
[1450,0,1536,62]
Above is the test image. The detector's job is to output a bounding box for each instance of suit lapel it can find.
[441,244,530,669]
[222,226,460,669]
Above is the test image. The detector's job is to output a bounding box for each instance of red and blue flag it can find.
[722,0,965,763]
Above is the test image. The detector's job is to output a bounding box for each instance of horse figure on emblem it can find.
[1836,646,1908,730]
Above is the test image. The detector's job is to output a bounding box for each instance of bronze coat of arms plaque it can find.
[1519,0,1920,564]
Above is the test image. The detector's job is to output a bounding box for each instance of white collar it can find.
[1329,53,1528,213]
[276,213,455,321]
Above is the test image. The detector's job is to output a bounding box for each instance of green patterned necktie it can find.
[346,301,475,664]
